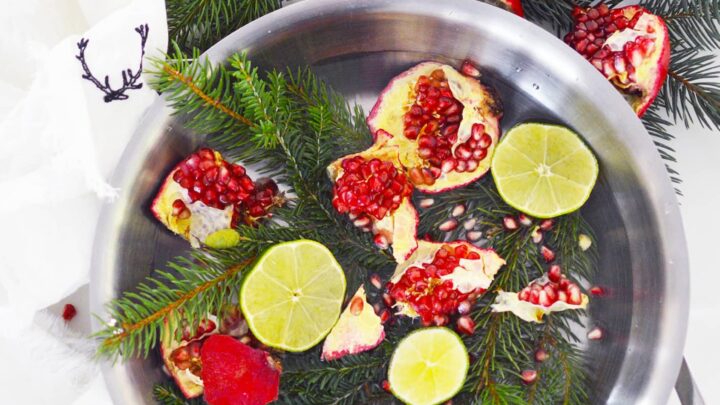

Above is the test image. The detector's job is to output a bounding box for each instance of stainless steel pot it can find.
[90,0,690,403]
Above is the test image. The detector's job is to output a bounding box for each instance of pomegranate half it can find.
[328,131,419,262]
[386,240,505,326]
[367,62,502,193]
[321,285,385,361]
[565,4,670,116]
[151,148,281,247]
[159,314,219,398]
[491,269,588,323]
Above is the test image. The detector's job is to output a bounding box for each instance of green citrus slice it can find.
[388,327,469,405]
[491,123,599,218]
[240,240,346,352]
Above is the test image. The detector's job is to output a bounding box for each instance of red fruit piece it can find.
[201,335,281,405]
[151,148,281,247]
[328,132,419,262]
[485,0,524,17]
[367,62,502,193]
[62,304,77,321]
[564,4,670,116]
[388,240,505,326]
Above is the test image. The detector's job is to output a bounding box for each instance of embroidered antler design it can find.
[76,24,149,102]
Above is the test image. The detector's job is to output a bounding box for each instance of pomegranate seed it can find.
[578,234,592,251]
[589,286,605,296]
[587,327,604,340]
[349,296,364,315]
[452,204,466,217]
[518,287,531,301]
[466,230,483,241]
[374,234,389,249]
[62,304,77,321]
[521,369,537,384]
[503,215,519,230]
[540,246,555,262]
[557,290,568,303]
[466,159,479,172]
[548,265,562,283]
[462,219,476,231]
[531,227,543,244]
[439,218,458,232]
[538,290,552,307]
[518,214,532,226]
[457,300,472,314]
[420,198,435,208]
[353,217,371,228]
[441,159,457,173]
[567,285,583,305]
[382,380,392,392]
[383,293,394,307]
[370,274,382,289]
[460,60,481,78]
[535,348,549,363]
[539,219,553,231]
[457,316,476,335]
[543,284,557,302]
[380,309,391,324]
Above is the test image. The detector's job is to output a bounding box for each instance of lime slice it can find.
[205,229,241,249]
[491,123,598,218]
[388,327,469,405]
[240,240,346,352]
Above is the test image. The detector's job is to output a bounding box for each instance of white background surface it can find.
[0,0,718,404]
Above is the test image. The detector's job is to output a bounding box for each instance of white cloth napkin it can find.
[0,0,167,403]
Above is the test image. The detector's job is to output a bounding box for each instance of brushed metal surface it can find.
[90,0,689,403]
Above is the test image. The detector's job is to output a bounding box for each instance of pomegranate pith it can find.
[564,4,670,116]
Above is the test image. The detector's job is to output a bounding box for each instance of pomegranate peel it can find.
[367,62,502,193]
[200,335,280,405]
[321,286,385,361]
[491,274,588,323]
[388,240,505,325]
[152,148,279,247]
[565,5,669,116]
[159,313,220,398]
[486,0,524,16]
[328,131,418,262]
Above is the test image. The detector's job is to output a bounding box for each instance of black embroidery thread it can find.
[76,24,149,103]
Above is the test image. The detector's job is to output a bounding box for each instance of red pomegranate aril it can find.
[590,286,605,296]
[457,315,476,335]
[466,159,479,172]
[62,304,77,321]
[535,348,549,363]
[539,219,553,231]
[374,234,390,249]
[521,369,538,384]
[567,285,583,305]
[548,265,562,283]
[540,246,555,263]
[380,309,391,324]
[349,296,364,316]
[460,60,481,78]
[587,327,604,340]
[557,290,568,303]
[503,215,519,230]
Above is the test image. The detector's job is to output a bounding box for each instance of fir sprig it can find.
[153,383,204,405]
[166,0,282,53]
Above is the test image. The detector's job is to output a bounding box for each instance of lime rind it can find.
[491,123,599,218]
[240,239,346,352]
[388,327,469,405]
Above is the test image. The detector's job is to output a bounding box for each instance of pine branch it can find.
[94,255,253,361]
[656,47,720,130]
[166,0,282,53]
[641,0,720,50]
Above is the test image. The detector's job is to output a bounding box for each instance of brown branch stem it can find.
[668,69,720,110]
[161,63,255,127]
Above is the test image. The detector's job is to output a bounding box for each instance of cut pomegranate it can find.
[322,286,385,361]
[492,268,588,323]
[201,335,281,405]
[160,314,220,399]
[151,148,281,247]
[387,240,505,326]
[328,131,419,262]
[564,4,670,116]
[367,62,502,193]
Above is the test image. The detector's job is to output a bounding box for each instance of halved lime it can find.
[388,327,469,405]
[240,240,346,352]
[491,123,598,218]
